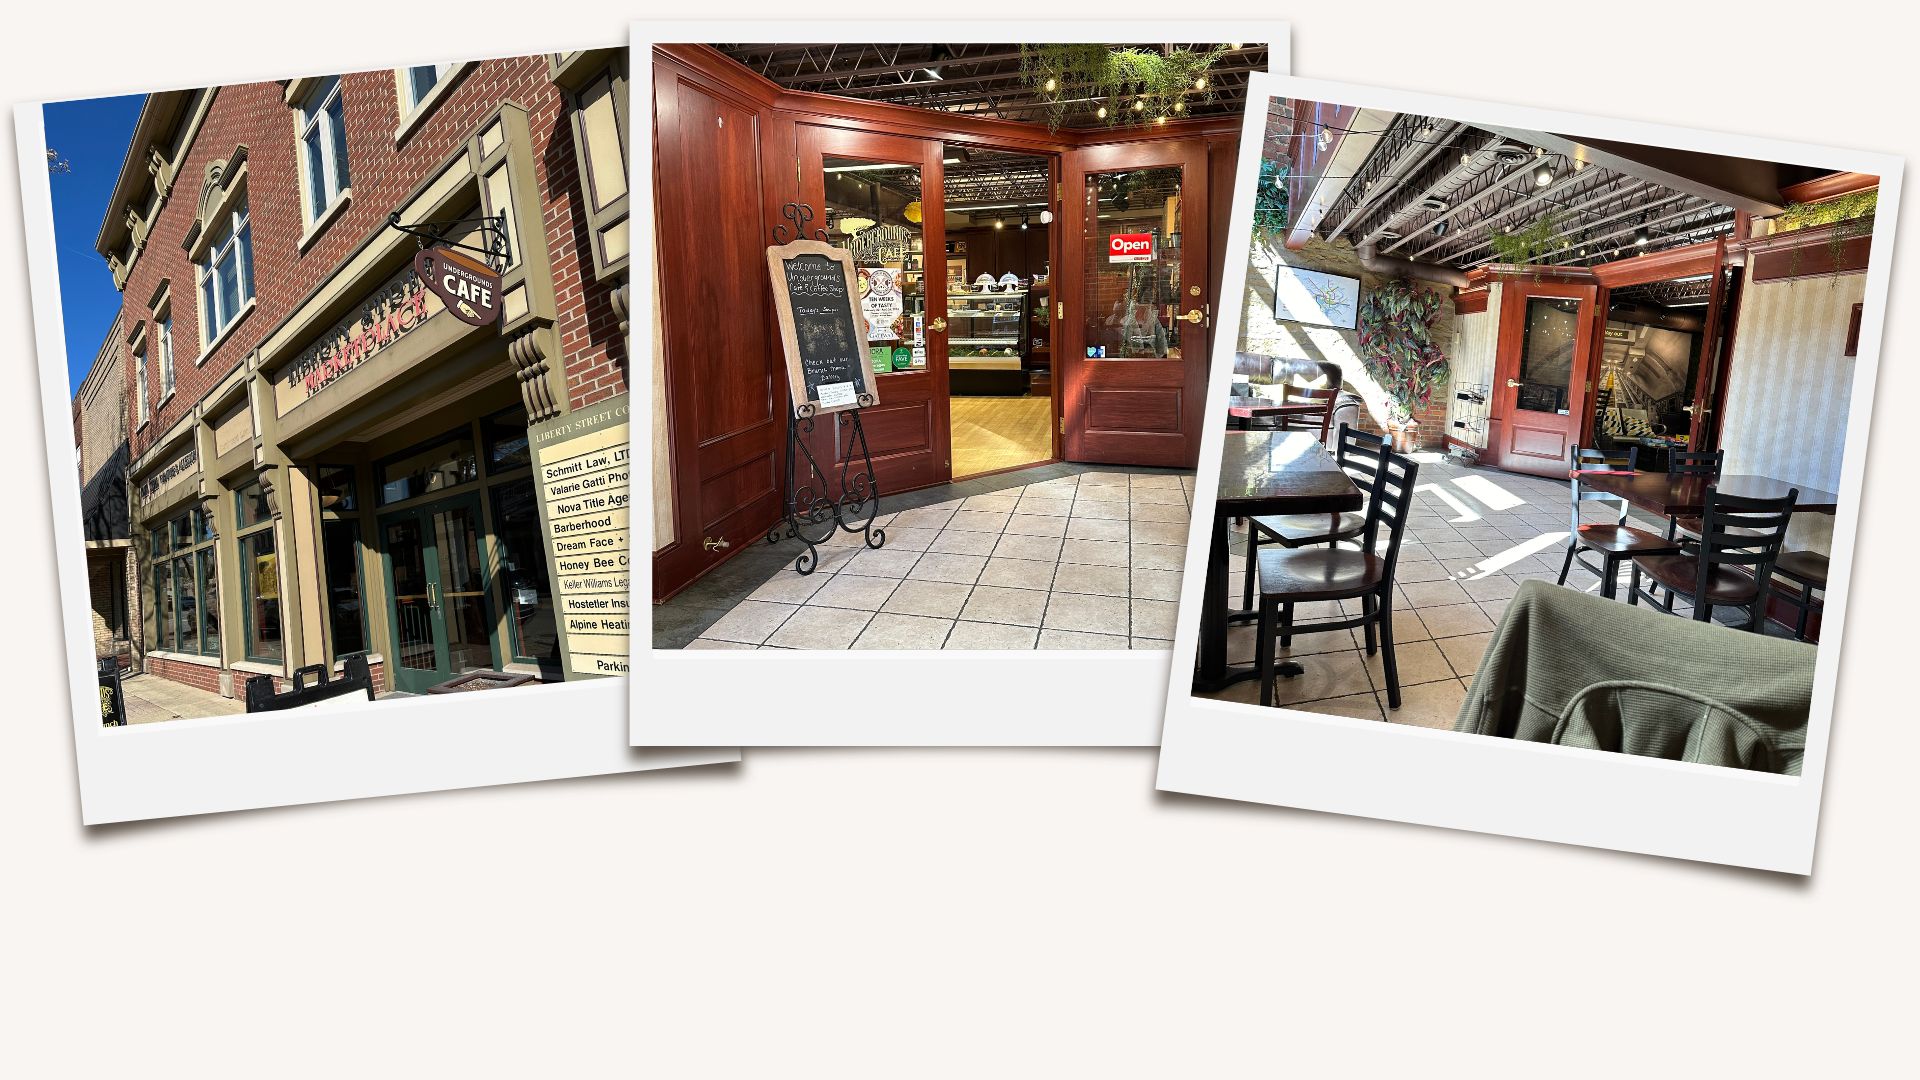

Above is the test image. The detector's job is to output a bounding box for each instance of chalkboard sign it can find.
[767,240,879,414]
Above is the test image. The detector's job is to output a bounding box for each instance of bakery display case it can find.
[947,286,1032,395]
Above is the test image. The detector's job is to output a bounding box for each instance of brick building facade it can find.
[92,50,630,701]
[73,315,142,669]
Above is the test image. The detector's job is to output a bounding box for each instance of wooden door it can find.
[1058,138,1211,467]
[1689,254,1737,451]
[652,58,787,600]
[1490,279,1599,478]
[796,125,948,495]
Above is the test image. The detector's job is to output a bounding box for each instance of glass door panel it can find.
[383,516,439,685]
[1080,165,1185,361]
[1516,296,1581,416]
[432,502,494,674]
[823,155,930,380]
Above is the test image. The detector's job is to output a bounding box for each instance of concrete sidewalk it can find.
[120,672,245,724]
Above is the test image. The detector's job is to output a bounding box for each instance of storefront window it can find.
[154,560,176,652]
[237,481,272,529]
[1080,166,1185,360]
[378,433,478,506]
[488,477,558,664]
[316,465,358,512]
[241,529,282,662]
[321,519,366,659]
[198,548,220,658]
[825,155,927,378]
[483,407,531,472]
[152,508,217,657]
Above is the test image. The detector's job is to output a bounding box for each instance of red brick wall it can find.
[123,56,627,460]
[148,655,222,694]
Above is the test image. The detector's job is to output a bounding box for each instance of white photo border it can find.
[18,70,737,825]
[631,20,1292,746]
[1154,71,1901,873]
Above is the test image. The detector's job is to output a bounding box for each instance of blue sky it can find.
[45,93,145,394]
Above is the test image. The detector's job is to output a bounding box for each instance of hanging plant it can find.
[1021,44,1229,133]
[1777,189,1876,283]
[1487,212,1569,271]
[1357,278,1451,428]
[1251,158,1290,247]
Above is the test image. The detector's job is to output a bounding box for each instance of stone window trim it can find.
[392,61,477,145]
[195,296,257,369]
[559,55,629,283]
[128,322,150,430]
[290,76,352,240]
[181,147,249,262]
[297,188,353,253]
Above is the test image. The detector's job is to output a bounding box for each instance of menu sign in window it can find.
[767,240,879,414]
[529,393,629,679]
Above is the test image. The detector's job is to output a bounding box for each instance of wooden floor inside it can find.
[951,395,1052,479]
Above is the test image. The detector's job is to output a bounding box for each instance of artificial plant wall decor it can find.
[1251,158,1290,248]
[1356,277,1451,428]
[1777,189,1877,282]
[1021,44,1229,133]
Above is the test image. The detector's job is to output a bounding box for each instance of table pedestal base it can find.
[1191,659,1304,695]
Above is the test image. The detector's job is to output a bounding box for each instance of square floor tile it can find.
[881,579,974,618]
[1359,638,1457,689]
[1060,538,1130,566]
[945,621,1040,650]
[947,510,1011,533]
[1002,513,1069,537]
[1043,592,1130,634]
[1400,578,1473,608]
[1419,602,1496,638]
[1131,638,1173,650]
[685,638,757,650]
[853,612,954,649]
[1131,543,1186,571]
[1014,497,1074,517]
[1394,560,1450,584]
[889,508,955,530]
[808,575,901,611]
[960,494,1021,514]
[1037,628,1130,649]
[913,552,988,584]
[1437,632,1493,678]
[929,529,1000,556]
[959,585,1050,627]
[764,605,872,649]
[1131,567,1183,601]
[882,526,942,552]
[788,546,858,574]
[1384,678,1471,729]
[1072,498,1130,521]
[1130,597,1179,639]
[702,601,798,644]
[1052,562,1131,597]
[1130,486,1188,505]
[1131,474,1185,489]
[1458,575,1521,603]
[840,548,924,578]
[1291,692,1387,722]
[747,571,829,605]
[977,557,1057,591]
[1129,519,1191,547]
[1130,502,1192,523]
[1064,517,1129,542]
[992,533,1064,562]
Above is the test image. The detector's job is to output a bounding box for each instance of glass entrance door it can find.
[1492,280,1599,477]
[379,493,498,693]
[1059,139,1211,467]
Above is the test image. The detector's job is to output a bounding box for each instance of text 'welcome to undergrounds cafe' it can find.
[541,413,629,676]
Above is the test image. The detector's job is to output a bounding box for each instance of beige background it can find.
[7,3,1919,1077]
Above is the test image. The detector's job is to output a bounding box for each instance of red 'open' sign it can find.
[1108,233,1154,263]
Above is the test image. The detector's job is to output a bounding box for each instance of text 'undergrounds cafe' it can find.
[90,51,633,705]
[650,43,1273,648]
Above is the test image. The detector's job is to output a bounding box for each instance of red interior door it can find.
[796,125,949,495]
[1059,139,1210,467]
[651,55,786,600]
[1490,279,1599,478]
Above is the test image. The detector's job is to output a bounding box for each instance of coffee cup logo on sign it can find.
[1108,233,1155,263]
[415,246,503,328]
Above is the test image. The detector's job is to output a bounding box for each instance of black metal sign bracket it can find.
[387,211,511,273]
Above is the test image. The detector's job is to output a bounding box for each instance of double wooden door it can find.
[1057,138,1213,468]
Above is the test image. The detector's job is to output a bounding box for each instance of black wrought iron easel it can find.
[766,202,886,575]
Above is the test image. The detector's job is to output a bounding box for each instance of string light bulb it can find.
[1096,104,1108,120]
[1043,76,1057,93]
[1194,76,1208,91]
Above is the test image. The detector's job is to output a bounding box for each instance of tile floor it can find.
[687,469,1196,650]
[1198,452,1806,728]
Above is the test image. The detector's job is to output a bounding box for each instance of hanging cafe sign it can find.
[415,245,502,327]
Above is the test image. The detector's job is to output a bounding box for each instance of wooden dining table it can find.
[1225,395,1325,430]
[1194,430,1364,693]
[1577,470,1841,517]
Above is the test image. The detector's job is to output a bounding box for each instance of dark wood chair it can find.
[1629,485,1798,631]
[1663,448,1726,541]
[1272,384,1339,445]
[1253,450,1419,708]
[1242,425,1389,611]
[1770,550,1829,643]
[1556,445,1682,600]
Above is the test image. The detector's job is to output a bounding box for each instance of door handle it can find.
[1176,309,1205,325]
[702,536,731,552]
[1506,378,1522,388]
[928,317,947,332]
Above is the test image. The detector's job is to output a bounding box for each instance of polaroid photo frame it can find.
[19,51,736,825]
[1156,71,1901,872]
[634,22,1292,745]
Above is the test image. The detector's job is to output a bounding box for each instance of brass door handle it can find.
[1175,309,1205,325]
[928,317,947,332]
[703,536,731,552]
[1506,379,1522,388]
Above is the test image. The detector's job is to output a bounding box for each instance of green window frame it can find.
[150,508,219,657]
[235,482,282,663]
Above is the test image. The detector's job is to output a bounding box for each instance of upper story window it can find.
[157,317,175,398]
[403,64,457,112]
[198,200,254,348]
[299,76,351,221]
[134,348,148,428]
